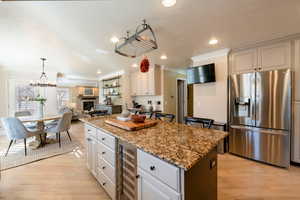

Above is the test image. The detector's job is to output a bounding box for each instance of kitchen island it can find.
[81,116,228,200]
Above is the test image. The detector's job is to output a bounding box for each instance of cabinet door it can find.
[292,102,300,163]
[86,137,93,171]
[137,72,148,96]
[295,40,300,101]
[131,72,138,96]
[92,139,98,177]
[259,41,291,71]
[147,67,155,95]
[230,48,258,74]
[138,169,180,200]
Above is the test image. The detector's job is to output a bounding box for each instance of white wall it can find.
[191,49,230,123]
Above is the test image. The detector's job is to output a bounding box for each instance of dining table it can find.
[18,114,62,149]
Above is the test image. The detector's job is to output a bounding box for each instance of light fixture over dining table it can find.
[30,58,57,87]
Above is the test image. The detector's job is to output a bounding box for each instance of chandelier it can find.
[30,58,57,87]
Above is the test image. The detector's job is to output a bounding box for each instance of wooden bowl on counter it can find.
[131,115,146,123]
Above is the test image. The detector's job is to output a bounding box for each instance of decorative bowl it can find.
[131,115,146,123]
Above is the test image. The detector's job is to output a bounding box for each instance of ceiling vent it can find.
[115,20,158,58]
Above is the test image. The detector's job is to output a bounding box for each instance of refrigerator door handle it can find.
[230,125,288,136]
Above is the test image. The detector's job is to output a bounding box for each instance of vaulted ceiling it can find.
[1,0,300,79]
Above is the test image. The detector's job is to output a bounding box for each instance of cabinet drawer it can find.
[137,150,180,192]
[97,170,116,200]
[98,142,116,167]
[98,130,116,151]
[85,124,97,138]
[98,157,116,184]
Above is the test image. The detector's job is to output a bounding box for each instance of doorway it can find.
[176,79,186,123]
[187,84,194,117]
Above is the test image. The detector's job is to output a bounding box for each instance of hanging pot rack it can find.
[115,20,158,58]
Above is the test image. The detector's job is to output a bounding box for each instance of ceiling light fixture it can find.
[160,54,168,60]
[209,38,218,45]
[162,0,176,7]
[132,63,138,68]
[110,36,119,44]
[97,70,102,74]
[30,58,56,87]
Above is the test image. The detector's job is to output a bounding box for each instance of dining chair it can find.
[15,110,37,129]
[155,113,175,122]
[45,107,72,127]
[184,116,214,128]
[45,112,72,148]
[1,117,43,156]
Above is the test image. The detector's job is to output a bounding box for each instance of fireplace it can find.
[81,99,96,111]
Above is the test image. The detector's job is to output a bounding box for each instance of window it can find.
[57,88,70,109]
[15,85,36,114]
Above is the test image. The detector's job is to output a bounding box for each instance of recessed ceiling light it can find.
[160,54,168,60]
[209,38,218,45]
[97,70,102,74]
[132,63,138,68]
[110,36,119,44]
[162,0,176,7]
[96,49,109,55]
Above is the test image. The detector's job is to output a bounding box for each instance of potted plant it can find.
[31,94,47,118]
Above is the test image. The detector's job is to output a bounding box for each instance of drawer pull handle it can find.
[102,138,105,141]
[102,182,106,186]
[102,166,106,170]
[150,166,155,171]
[87,138,92,141]
[102,152,106,155]
[136,175,140,179]
[88,129,91,132]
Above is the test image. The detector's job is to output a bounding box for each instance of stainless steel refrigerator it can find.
[229,68,292,168]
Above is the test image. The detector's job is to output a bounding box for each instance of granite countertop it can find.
[80,116,228,171]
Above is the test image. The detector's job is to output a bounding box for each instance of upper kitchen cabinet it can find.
[259,41,291,71]
[131,65,161,96]
[294,40,300,101]
[230,41,291,74]
[230,48,258,74]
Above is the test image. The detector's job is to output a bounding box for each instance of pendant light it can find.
[30,58,57,87]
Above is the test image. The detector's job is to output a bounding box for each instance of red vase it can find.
[140,57,150,73]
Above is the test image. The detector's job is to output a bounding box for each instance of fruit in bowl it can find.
[131,115,146,123]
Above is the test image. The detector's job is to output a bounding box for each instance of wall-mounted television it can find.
[187,63,216,84]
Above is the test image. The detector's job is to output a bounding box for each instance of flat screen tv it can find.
[187,63,216,84]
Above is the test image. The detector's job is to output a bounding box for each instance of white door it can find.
[138,169,180,200]
[258,41,291,71]
[230,48,258,74]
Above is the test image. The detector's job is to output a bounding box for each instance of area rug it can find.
[0,134,82,171]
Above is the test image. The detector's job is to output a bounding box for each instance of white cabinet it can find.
[137,150,181,200]
[131,71,138,96]
[131,65,161,96]
[295,40,300,101]
[138,168,181,200]
[230,48,258,74]
[259,41,291,71]
[85,126,117,200]
[86,135,97,177]
[230,41,291,74]
[292,102,300,163]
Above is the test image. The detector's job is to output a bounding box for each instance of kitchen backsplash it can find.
[132,95,163,111]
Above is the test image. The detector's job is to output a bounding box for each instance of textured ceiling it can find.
[1,0,300,79]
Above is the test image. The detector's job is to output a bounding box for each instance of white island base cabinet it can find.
[85,123,218,200]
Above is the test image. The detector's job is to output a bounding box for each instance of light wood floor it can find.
[0,121,300,200]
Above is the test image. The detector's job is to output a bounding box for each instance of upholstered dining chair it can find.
[45,112,72,148]
[155,113,176,122]
[1,117,43,156]
[15,110,37,129]
[184,116,214,129]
